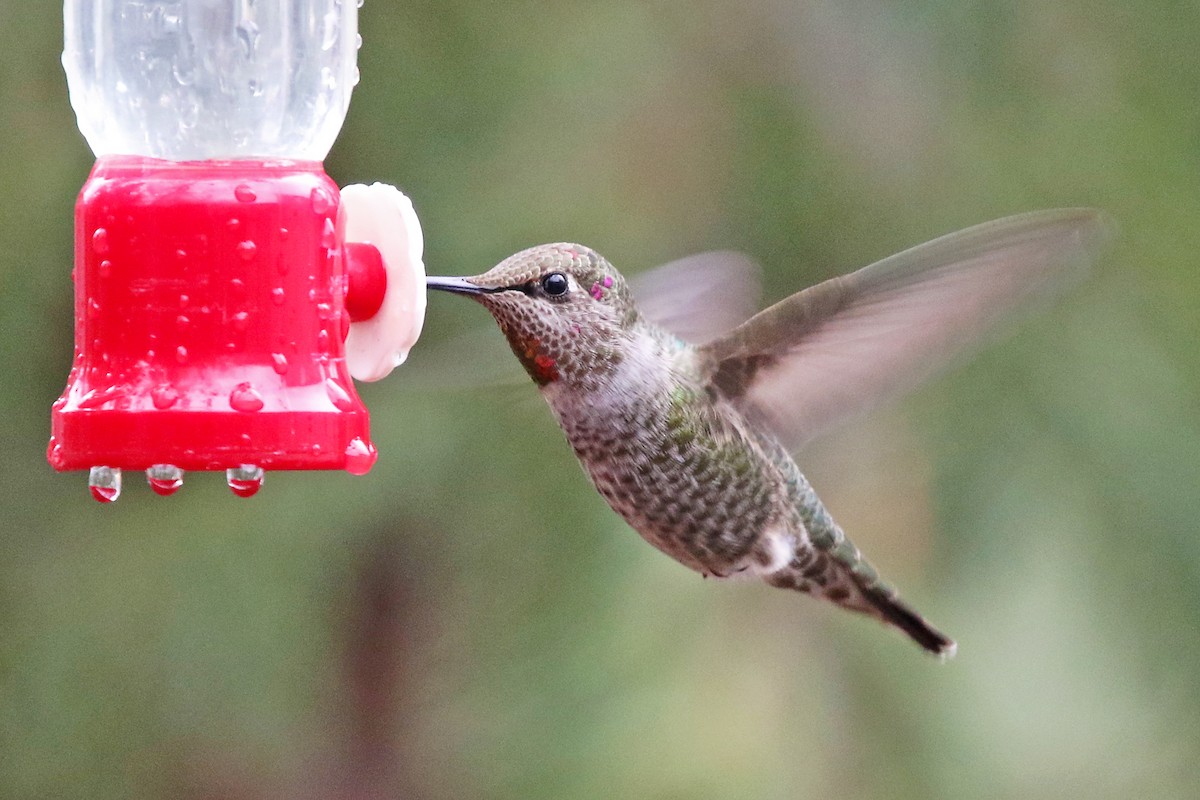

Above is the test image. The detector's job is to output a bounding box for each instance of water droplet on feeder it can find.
[344,437,376,475]
[271,353,289,375]
[310,187,332,215]
[151,384,179,409]
[271,288,286,305]
[92,228,110,255]
[146,464,184,496]
[230,383,264,413]
[88,466,121,503]
[48,440,65,469]
[227,465,264,497]
[99,260,113,279]
[237,240,257,260]
[234,184,257,203]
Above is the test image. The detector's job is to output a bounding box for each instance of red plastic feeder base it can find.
[50,156,380,497]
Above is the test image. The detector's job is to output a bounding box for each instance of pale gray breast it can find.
[551,359,782,575]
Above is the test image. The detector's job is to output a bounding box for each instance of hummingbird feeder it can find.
[50,0,426,501]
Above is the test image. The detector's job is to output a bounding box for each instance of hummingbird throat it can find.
[507,332,560,385]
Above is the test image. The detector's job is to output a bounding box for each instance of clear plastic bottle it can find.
[62,0,359,160]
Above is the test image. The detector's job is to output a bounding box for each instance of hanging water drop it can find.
[343,437,376,475]
[227,465,264,497]
[146,464,184,496]
[88,466,122,503]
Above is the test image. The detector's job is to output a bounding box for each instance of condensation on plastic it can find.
[63,0,359,160]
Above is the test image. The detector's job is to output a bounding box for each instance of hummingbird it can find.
[426,209,1110,657]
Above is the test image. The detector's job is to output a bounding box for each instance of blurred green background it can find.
[2,1,1198,798]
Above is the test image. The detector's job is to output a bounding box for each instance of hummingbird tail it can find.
[766,553,957,659]
[857,584,957,659]
[782,473,955,657]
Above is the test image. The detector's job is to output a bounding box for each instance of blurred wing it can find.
[701,209,1114,450]
[630,251,761,344]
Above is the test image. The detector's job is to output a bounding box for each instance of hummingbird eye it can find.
[541,272,570,297]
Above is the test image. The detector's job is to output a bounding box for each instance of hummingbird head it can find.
[427,243,640,387]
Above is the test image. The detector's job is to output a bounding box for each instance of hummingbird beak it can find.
[426,276,497,296]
